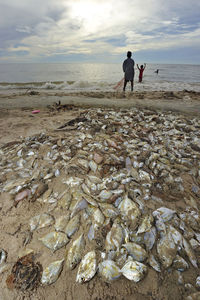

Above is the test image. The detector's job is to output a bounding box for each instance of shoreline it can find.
[0,89,200,115]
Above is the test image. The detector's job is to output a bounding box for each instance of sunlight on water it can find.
[0,63,199,92]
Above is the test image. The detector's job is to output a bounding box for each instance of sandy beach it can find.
[0,89,200,146]
[0,89,200,300]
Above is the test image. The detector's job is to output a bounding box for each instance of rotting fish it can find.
[54,215,70,232]
[39,231,69,252]
[143,226,157,250]
[153,207,176,222]
[137,214,153,235]
[41,259,64,285]
[65,214,80,238]
[157,230,177,268]
[30,213,54,231]
[105,221,124,252]
[121,260,147,282]
[118,194,141,230]
[76,251,97,283]
[98,260,121,281]
[66,234,85,270]
[122,242,147,262]
[147,254,161,272]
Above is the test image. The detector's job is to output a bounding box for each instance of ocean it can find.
[0,63,199,92]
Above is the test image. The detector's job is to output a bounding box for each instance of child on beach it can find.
[137,63,146,82]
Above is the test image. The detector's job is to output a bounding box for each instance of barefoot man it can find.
[122,51,135,92]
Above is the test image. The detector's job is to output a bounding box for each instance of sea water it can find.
[0,63,199,92]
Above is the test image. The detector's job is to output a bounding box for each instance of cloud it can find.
[0,0,199,62]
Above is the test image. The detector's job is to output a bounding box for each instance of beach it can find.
[0,89,200,145]
[0,89,200,300]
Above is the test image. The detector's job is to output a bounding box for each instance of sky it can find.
[0,0,199,64]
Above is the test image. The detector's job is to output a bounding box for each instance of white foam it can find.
[0,80,199,92]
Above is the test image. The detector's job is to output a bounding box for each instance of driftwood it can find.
[48,100,75,112]
[57,116,87,129]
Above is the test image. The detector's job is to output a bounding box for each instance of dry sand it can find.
[0,89,200,300]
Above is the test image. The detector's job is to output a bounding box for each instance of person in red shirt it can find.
[137,63,146,82]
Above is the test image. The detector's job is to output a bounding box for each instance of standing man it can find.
[123,51,135,92]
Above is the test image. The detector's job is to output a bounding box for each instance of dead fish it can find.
[88,224,95,241]
[105,222,124,252]
[39,231,69,252]
[99,203,119,219]
[91,207,105,230]
[58,191,72,210]
[137,214,153,235]
[157,230,177,268]
[196,276,200,288]
[89,161,98,173]
[125,157,132,171]
[14,189,31,205]
[32,183,48,202]
[83,193,98,207]
[148,254,161,272]
[76,251,97,283]
[99,190,113,202]
[65,214,80,238]
[41,260,64,285]
[66,234,85,270]
[122,242,147,262]
[98,260,121,281]
[121,260,147,282]
[172,255,189,271]
[144,226,157,250]
[118,194,141,230]
[0,249,7,265]
[70,198,88,218]
[153,207,176,222]
[54,215,70,232]
[30,213,54,231]
[182,237,198,268]
[93,153,103,164]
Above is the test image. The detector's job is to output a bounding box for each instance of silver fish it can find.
[118,194,141,230]
[39,231,69,252]
[144,226,157,250]
[121,260,147,282]
[76,251,97,283]
[153,207,176,222]
[105,222,124,252]
[122,242,147,262]
[41,259,64,285]
[172,255,189,271]
[148,254,161,272]
[30,213,54,231]
[157,230,177,268]
[65,214,80,238]
[54,215,70,232]
[98,260,121,281]
[137,214,153,235]
[66,234,85,270]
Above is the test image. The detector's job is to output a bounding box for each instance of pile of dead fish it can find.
[0,107,200,296]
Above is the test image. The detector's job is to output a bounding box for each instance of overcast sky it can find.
[0,0,199,63]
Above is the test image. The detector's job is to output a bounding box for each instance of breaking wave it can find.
[0,80,199,92]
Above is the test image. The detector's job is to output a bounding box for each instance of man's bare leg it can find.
[123,80,128,91]
[131,80,133,91]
